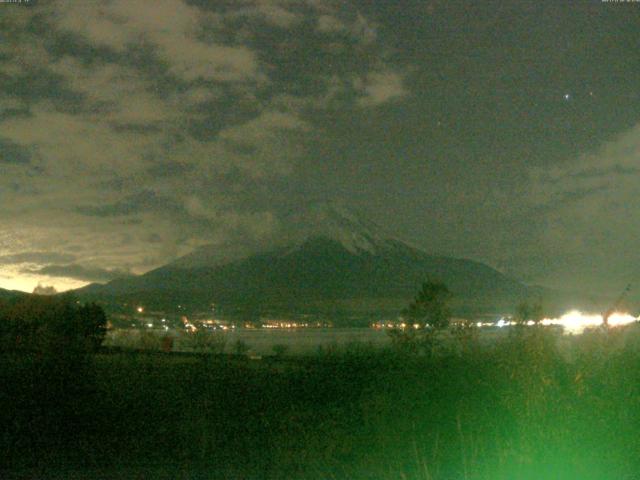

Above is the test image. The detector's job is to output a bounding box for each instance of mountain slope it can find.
[77,205,531,316]
[0,287,28,300]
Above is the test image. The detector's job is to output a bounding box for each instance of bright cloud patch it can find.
[519,123,640,291]
[0,0,408,291]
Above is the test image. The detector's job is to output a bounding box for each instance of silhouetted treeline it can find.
[0,293,106,355]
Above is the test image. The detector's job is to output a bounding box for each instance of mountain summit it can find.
[290,202,396,255]
[170,202,398,270]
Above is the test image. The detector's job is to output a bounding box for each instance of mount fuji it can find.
[76,204,532,318]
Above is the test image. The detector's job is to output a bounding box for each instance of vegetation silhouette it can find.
[0,293,106,355]
[514,298,544,326]
[402,280,453,330]
[389,280,453,354]
[0,293,108,473]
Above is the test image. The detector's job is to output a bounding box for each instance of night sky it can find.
[1,0,639,294]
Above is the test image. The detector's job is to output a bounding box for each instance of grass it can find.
[2,324,640,479]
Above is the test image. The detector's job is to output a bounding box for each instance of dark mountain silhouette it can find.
[0,288,25,300]
[77,204,532,317]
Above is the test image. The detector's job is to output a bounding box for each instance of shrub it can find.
[188,330,227,354]
[0,293,107,355]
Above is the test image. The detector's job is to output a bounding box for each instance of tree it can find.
[514,299,544,326]
[76,302,108,351]
[189,330,226,354]
[0,294,107,354]
[389,281,452,355]
[402,280,452,330]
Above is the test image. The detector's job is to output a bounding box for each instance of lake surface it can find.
[106,327,394,355]
[104,326,523,356]
[221,328,392,354]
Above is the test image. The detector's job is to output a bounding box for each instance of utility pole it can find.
[603,283,632,327]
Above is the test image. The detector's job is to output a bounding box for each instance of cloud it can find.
[516,123,640,291]
[352,12,377,45]
[216,110,311,178]
[230,2,303,28]
[530,123,640,206]
[76,190,187,218]
[569,164,640,180]
[0,138,33,164]
[24,264,132,283]
[357,70,407,107]
[0,0,412,291]
[0,251,77,265]
[48,59,175,125]
[54,0,260,83]
[317,14,346,33]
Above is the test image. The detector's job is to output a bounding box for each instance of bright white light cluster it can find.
[491,310,638,334]
[543,310,638,334]
[539,311,604,334]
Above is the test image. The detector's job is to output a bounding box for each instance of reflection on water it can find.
[222,328,390,354]
[106,328,392,355]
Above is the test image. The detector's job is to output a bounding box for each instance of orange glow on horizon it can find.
[0,269,90,293]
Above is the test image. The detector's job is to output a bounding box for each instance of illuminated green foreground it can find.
[2,325,640,479]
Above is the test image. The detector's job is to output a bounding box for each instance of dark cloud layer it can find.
[24,264,131,283]
[76,191,187,218]
[0,138,32,164]
[0,0,639,294]
[0,251,77,265]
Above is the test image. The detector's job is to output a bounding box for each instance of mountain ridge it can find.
[76,205,532,318]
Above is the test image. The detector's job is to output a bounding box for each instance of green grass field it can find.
[2,325,640,479]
